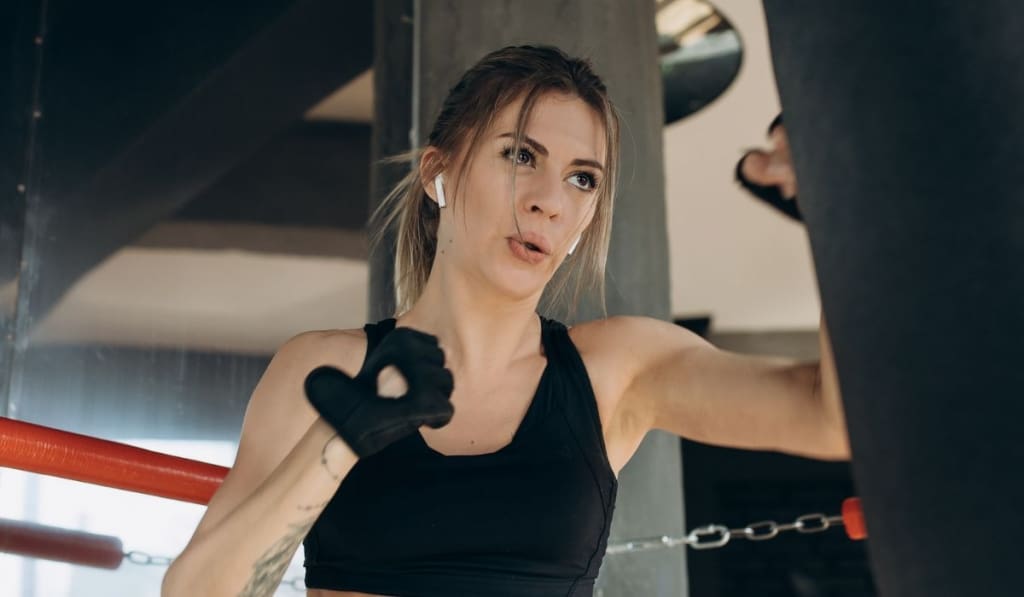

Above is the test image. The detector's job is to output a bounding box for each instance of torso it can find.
[305,317,645,597]
[417,346,550,458]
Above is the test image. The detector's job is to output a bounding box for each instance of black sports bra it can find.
[303,316,618,596]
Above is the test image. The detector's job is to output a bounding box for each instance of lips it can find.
[509,232,552,255]
[507,238,547,265]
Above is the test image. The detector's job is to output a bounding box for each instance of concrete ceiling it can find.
[29,73,376,355]
[31,243,369,356]
[21,1,820,358]
[305,69,374,123]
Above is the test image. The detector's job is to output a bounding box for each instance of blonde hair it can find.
[371,45,621,317]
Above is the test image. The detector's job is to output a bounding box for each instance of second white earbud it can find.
[568,236,581,256]
[434,173,447,208]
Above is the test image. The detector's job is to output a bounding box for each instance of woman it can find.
[162,45,848,597]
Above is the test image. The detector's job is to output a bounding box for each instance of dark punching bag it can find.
[760,3,1024,597]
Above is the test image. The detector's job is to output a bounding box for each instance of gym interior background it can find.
[2,1,874,595]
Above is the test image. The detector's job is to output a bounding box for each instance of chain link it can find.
[124,551,173,566]
[605,511,845,555]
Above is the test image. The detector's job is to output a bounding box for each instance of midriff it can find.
[308,590,389,597]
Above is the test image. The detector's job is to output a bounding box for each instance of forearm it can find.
[162,418,356,597]
[817,313,851,459]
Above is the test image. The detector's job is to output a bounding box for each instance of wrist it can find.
[311,417,359,475]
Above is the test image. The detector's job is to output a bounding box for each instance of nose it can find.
[521,175,566,219]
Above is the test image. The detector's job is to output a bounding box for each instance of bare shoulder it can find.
[191,326,370,540]
[252,327,370,419]
[567,315,699,398]
[567,315,651,342]
[279,327,369,377]
[566,316,709,473]
[563,318,654,463]
[568,315,706,364]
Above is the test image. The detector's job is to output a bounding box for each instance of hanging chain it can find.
[120,509,846,585]
[605,511,845,555]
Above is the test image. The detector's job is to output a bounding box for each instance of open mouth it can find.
[507,238,547,264]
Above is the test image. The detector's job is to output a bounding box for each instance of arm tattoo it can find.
[297,499,330,512]
[320,433,344,481]
[237,516,317,597]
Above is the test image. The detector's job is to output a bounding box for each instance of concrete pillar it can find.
[370,1,684,594]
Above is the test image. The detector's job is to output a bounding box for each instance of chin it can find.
[488,267,551,302]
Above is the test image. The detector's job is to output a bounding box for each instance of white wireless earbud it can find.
[568,236,581,256]
[434,173,447,208]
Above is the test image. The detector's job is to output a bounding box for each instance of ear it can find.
[419,147,445,206]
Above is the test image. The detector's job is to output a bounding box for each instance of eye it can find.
[568,172,598,192]
[501,146,535,167]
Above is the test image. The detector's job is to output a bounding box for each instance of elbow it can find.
[785,430,851,462]
[809,412,852,461]
[832,424,853,461]
[161,565,182,597]
[820,434,852,461]
[812,362,850,461]
[162,558,192,597]
[162,550,212,597]
[810,408,852,462]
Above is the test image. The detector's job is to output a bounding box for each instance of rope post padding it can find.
[842,497,867,540]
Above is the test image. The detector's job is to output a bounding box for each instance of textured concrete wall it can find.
[371,1,685,594]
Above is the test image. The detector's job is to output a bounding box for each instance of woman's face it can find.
[432,92,607,302]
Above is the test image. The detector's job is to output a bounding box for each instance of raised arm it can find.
[162,325,456,596]
[609,316,849,461]
[161,331,363,597]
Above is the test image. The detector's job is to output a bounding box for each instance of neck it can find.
[398,261,543,373]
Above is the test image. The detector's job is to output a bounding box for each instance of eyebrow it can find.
[497,132,605,172]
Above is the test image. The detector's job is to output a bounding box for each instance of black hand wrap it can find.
[735,113,803,222]
[304,327,455,458]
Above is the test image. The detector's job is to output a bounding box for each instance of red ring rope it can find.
[0,416,868,545]
[0,417,227,505]
[0,518,124,569]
